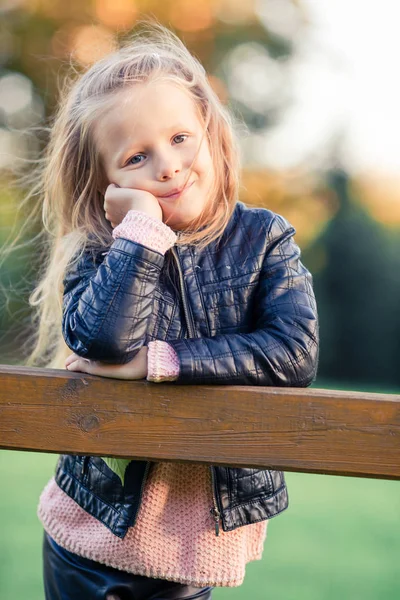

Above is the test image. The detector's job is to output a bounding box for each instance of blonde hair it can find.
[4,22,241,369]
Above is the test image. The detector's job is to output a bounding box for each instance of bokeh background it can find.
[0,1,399,599]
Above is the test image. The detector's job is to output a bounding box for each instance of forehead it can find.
[94,81,202,153]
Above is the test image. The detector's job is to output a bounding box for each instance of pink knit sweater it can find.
[37,211,268,587]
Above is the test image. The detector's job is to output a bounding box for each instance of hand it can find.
[104,184,163,227]
[65,347,148,380]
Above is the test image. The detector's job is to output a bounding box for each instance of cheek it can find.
[116,169,150,189]
[191,144,214,180]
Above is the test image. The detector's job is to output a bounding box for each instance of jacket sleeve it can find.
[168,215,319,387]
[62,238,165,362]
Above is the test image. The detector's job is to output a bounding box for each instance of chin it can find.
[167,212,199,229]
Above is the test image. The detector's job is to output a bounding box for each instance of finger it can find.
[65,353,80,367]
[105,183,117,195]
[66,358,87,373]
[65,353,89,368]
[104,183,122,201]
[66,357,92,373]
[66,358,123,379]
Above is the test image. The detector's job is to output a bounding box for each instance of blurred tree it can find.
[307,169,400,387]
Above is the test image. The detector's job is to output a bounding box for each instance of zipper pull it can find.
[210,505,220,537]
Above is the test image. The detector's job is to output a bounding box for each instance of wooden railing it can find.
[0,365,399,480]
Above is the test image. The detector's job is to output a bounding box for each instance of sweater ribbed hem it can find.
[38,504,265,587]
[112,210,177,255]
[147,340,180,382]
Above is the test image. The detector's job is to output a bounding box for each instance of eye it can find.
[173,134,188,144]
[128,153,146,166]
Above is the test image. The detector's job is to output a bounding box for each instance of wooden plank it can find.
[0,365,399,479]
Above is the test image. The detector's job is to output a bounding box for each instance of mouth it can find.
[159,180,194,199]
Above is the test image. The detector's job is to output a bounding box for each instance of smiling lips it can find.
[159,180,194,199]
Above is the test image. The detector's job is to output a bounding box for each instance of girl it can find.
[30,23,319,600]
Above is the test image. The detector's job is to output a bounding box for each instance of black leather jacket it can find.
[56,202,319,538]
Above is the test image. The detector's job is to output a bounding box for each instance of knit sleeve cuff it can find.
[112,210,177,255]
[147,341,180,383]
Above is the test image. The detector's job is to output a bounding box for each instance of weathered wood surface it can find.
[0,365,399,479]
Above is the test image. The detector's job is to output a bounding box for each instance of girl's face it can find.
[94,80,215,230]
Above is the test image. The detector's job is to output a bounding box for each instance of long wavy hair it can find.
[3,22,241,369]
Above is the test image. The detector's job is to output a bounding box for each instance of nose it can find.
[155,150,181,181]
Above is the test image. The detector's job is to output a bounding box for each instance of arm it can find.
[62,211,177,362]
[169,215,319,387]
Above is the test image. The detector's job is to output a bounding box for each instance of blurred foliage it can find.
[306,170,400,386]
[0,0,399,387]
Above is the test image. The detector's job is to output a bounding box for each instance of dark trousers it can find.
[43,532,214,600]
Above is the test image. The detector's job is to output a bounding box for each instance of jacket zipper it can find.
[170,246,195,338]
[171,246,221,536]
[210,466,221,536]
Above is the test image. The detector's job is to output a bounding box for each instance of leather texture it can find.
[56,202,319,537]
[43,532,213,599]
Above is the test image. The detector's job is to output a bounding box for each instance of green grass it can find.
[0,451,399,600]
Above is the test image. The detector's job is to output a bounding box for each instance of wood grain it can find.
[0,365,399,479]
